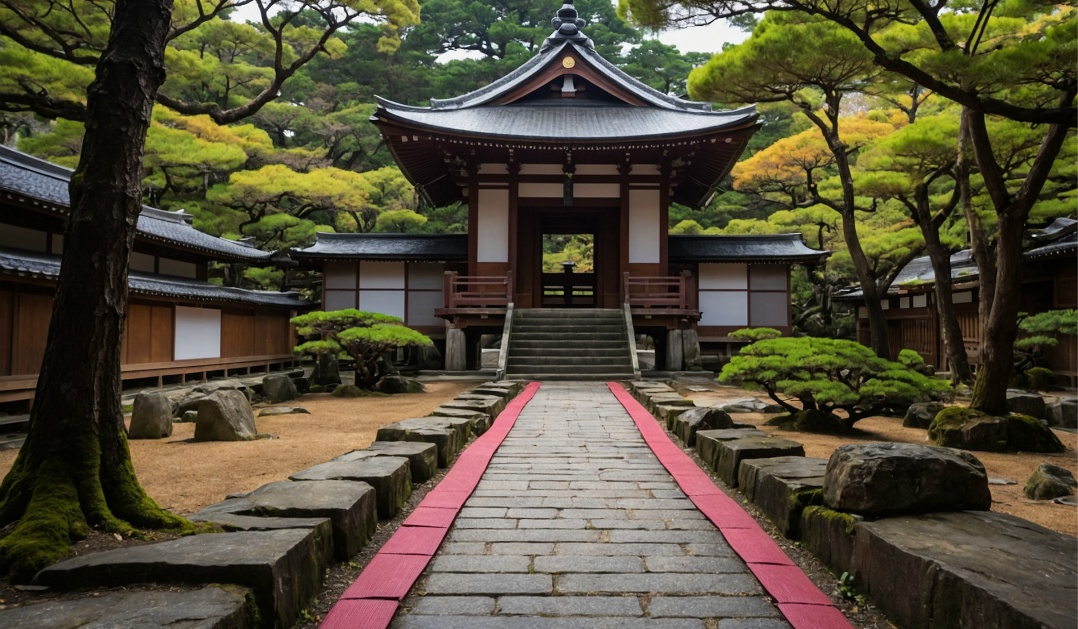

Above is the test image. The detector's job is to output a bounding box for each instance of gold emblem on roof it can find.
[562,56,575,69]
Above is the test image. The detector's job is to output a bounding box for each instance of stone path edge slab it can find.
[605,382,852,629]
[320,382,542,629]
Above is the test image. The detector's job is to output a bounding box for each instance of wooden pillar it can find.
[618,161,631,303]
[466,160,479,276]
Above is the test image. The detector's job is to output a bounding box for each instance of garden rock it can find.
[128,391,173,439]
[194,380,251,399]
[673,407,733,447]
[696,428,766,473]
[714,398,784,414]
[293,376,311,394]
[1006,390,1046,419]
[292,456,412,519]
[180,410,198,423]
[1046,397,1077,428]
[197,480,375,561]
[262,374,297,403]
[174,392,208,416]
[418,344,443,370]
[738,456,826,538]
[823,442,991,516]
[194,390,258,441]
[377,375,425,394]
[258,406,310,417]
[929,407,1065,453]
[903,401,945,429]
[1024,463,1077,500]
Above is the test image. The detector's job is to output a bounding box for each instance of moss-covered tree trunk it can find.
[0,0,188,582]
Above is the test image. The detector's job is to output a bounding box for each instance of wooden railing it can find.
[541,271,596,307]
[623,271,689,310]
[444,271,513,309]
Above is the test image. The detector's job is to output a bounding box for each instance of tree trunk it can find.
[0,0,186,582]
[841,209,892,359]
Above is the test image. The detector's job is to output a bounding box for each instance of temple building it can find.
[0,145,307,405]
[292,1,828,376]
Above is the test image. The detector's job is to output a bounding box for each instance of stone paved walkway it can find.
[391,382,793,628]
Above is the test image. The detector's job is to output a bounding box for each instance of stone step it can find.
[194,480,377,561]
[713,436,806,487]
[0,586,255,629]
[0,413,29,431]
[291,456,412,520]
[343,441,439,483]
[501,373,635,381]
[508,347,630,357]
[0,434,25,451]
[511,322,625,330]
[696,428,768,473]
[506,356,632,367]
[737,456,827,539]
[513,308,623,318]
[376,417,467,467]
[35,528,330,629]
[510,332,628,341]
[504,364,633,375]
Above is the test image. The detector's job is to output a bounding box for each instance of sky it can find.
[228,3,749,57]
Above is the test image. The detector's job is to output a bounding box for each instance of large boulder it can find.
[128,391,173,439]
[1046,397,1077,428]
[1006,390,1046,419]
[929,407,1065,453]
[1024,463,1077,500]
[903,401,945,429]
[823,442,991,516]
[376,375,425,394]
[262,374,298,403]
[195,390,258,441]
[174,391,208,417]
[672,407,733,447]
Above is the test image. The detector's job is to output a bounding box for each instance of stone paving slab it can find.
[737,457,826,539]
[35,529,328,629]
[195,480,376,560]
[345,441,439,483]
[376,419,462,467]
[0,586,254,629]
[390,383,798,629]
[714,436,806,487]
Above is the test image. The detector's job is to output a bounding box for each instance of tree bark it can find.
[0,0,186,582]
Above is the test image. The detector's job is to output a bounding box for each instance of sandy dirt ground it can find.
[0,380,1073,536]
[0,381,474,516]
[683,386,1078,538]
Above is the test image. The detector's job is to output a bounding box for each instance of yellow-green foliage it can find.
[721,336,950,425]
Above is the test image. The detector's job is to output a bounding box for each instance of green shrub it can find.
[729,327,783,342]
[719,336,951,432]
[1025,367,1056,391]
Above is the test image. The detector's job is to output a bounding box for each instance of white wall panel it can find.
[0,224,47,252]
[324,261,357,289]
[913,294,928,308]
[749,265,787,290]
[174,306,221,360]
[699,263,747,289]
[575,165,619,175]
[517,182,561,198]
[700,291,748,326]
[359,290,405,319]
[408,262,444,289]
[628,189,660,264]
[953,291,973,304]
[158,258,197,278]
[750,292,788,327]
[407,291,443,327]
[519,164,563,175]
[323,290,356,311]
[476,189,509,263]
[360,261,405,289]
[574,183,620,198]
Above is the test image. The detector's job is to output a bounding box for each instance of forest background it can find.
[1,0,1073,340]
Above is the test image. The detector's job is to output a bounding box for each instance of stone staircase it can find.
[504,308,636,381]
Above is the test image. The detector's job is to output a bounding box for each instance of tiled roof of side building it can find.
[668,234,830,263]
[291,233,468,261]
[0,145,272,262]
[0,247,308,308]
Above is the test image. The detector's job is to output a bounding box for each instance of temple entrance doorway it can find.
[515,206,621,309]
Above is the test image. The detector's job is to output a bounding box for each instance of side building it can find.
[0,145,309,405]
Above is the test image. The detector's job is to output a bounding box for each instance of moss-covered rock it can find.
[330,384,387,398]
[929,407,1065,453]
[767,409,850,434]
[1007,414,1065,453]
[1024,463,1077,500]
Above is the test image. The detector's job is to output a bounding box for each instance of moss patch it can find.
[1006,414,1066,453]
[803,505,857,535]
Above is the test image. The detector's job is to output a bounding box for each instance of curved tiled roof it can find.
[0,246,307,308]
[668,234,829,263]
[292,233,467,261]
[0,145,271,262]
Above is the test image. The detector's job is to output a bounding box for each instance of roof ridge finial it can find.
[540,0,594,53]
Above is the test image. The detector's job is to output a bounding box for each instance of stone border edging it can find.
[606,382,853,629]
[320,382,542,629]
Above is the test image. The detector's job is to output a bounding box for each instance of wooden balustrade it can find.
[541,271,596,307]
[443,271,513,309]
[623,271,689,310]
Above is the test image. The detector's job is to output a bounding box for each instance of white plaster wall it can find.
[408,262,444,290]
[700,292,748,326]
[749,265,787,290]
[574,183,620,198]
[174,306,221,360]
[913,294,928,308]
[628,189,660,264]
[519,164,564,175]
[575,165,619,175]
[323,291,356,311]
[158,258,197,279]
[359,290,405,319]
[517,182,562,198]
[407,291,443,326]
[699,263,747,290]
[360,261,405,289]
[750,292,788,327]
[0,224,47,252]
[477,189,509,263]
[324,261,357,289]
[953,291,973,304]
[130,252,156,273]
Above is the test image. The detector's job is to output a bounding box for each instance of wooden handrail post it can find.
[506,270,514,301]
[623,272,631,304]
[444,271,456,309]
[679,270,689,309]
